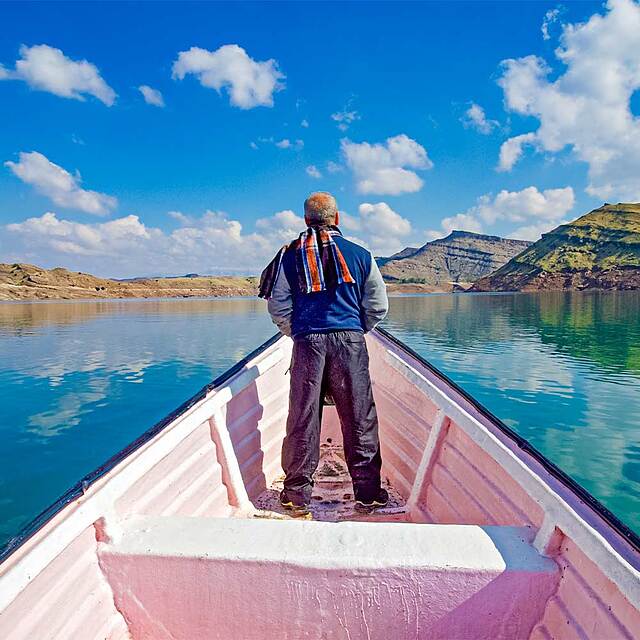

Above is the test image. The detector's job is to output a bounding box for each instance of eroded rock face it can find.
[472,203,640,292]
[379,231,531,285]
[473,267,640,292]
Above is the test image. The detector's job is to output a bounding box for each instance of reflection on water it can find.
[385,291,640,533]
[0,298,274,546]
[0,291,639,547]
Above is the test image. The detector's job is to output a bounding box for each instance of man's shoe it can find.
[280,495,310,517]
[355,488,389,510]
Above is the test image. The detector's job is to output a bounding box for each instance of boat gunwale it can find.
[0,332,282,565]
[1,327,639,568]
[375,326,640,556]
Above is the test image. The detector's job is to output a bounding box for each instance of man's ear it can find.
[335,211,340,226]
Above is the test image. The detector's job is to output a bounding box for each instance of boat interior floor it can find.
[252,442,409,523]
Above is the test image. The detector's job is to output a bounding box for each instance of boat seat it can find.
[98,515,559,640]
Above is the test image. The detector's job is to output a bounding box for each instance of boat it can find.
[0,328,639,639]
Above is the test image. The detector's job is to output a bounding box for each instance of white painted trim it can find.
[0,338,289,612]
[376,338,640,608]
[210,410,252,510]
[533,513,562,556]
[407,409,446,512]
[102,516,557,575]
[212,348,286,406]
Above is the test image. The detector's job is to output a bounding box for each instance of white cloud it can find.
[461,102,498,134]
[338,212,362,232]
[0,44,116,105]
[6,212,151,257]
[497,0,640,200]
[3,208,310,278]
[358,202,412,235]
[326,161,343,173]
[0,201,416,274]
[5,151,117,216]
[474,186,575,224]
[172,44,284,109]
[275,138,303,150]
[331,108,360,131]
[426,186,575,241]
[510,219,567,241]
[167,210,192,225]
[349,202,413,255]
[138,84,165,107]
[426,213,484,240]
[255,209,305,242]
[301,119,309,128]
[341,134,433,195]
[541,8,561,40]
[306,165,322,178]
[498,132,537,172]
[252,137,303,150]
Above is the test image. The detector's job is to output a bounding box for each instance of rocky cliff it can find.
[379,231,531,285]
[472,203,640,292]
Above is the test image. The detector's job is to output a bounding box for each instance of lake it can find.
[1,291,639,548]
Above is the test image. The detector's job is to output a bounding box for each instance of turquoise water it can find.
[0,292,639,548]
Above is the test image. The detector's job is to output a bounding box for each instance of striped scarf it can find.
[258,226,354,299]
[295,226,355,293]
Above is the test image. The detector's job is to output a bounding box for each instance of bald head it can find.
[304,192,338,227]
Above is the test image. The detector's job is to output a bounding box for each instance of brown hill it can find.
[376,246,420,267]
[0,263,258,301]
[379,231,531,285]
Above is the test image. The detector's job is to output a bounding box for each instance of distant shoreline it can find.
[0,283,460,303]
[0,263,260,302]
[5,262,639,303]
[1,262,470,302]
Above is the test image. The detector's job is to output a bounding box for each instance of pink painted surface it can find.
[420,422,544,528]
[115,421,231,518]
[98,518,559,640]
[366,332,640,640]
[1,332,639,640]
[221,359,290,499]
[0,528,130,640]
[533,536,640,639]
[368,340,439,499]
[102,554,554,640]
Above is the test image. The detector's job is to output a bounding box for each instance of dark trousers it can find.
[281,330,383,504]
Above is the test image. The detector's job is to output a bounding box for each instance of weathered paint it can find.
[114,420,231,519]
[99,516,559,640]
[0,528,130,640]
[533,536,640,639]
[0,331,639,640]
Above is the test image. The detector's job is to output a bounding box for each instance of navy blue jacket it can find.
[267,232,388,338]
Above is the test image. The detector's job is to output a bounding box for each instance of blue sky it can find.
[1,0,639,277]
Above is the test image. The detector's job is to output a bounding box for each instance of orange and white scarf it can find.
[258,226,354,298]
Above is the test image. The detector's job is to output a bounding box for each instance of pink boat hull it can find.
[1,330,638,639]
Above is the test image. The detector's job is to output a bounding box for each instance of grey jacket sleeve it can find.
[267,265,293,336]
[361,256,389,331]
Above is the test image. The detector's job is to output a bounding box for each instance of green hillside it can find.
[472,204,640,291]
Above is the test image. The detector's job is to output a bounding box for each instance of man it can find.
[259,192,389,516]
